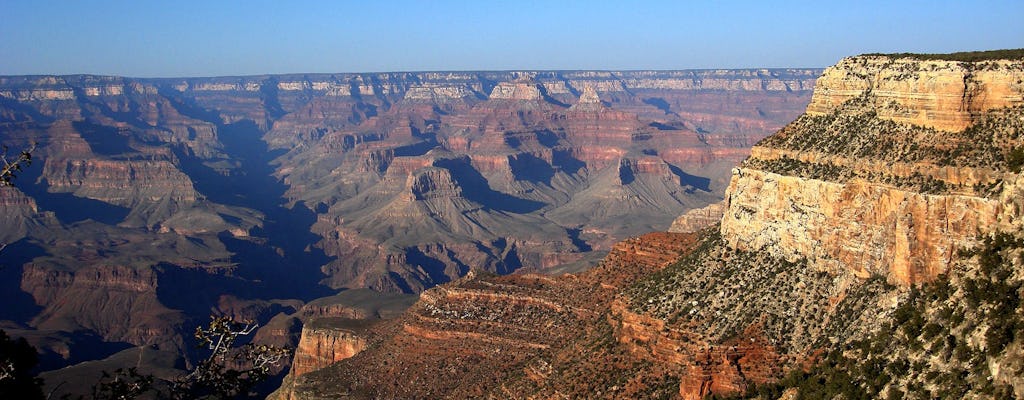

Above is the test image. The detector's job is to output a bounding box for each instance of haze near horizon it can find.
[2,0,1023,77]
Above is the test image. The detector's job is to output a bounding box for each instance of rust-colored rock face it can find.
[290,320,372,377]
[613,300,782,400]
[721,54,1024,285]
[805,57,1024,131]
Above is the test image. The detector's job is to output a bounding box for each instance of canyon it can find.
[272,50,1024,399]
[0,69,816,395]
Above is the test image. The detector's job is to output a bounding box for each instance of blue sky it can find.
[1,0,1022,77]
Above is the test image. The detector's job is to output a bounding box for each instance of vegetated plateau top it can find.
[860,48,1024,62]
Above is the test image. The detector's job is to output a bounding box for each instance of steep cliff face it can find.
[722,54,1024,285]
[290,319,373,377]
[804,56,1024,131]
[19,263,185,348]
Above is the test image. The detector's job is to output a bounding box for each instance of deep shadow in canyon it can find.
[172,118,334,302]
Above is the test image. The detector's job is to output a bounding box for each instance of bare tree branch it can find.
[0,143,36,187]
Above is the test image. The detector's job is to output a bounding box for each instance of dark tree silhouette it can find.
[0,330,45,399]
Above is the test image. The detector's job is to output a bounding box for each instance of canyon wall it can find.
[721,55,1024,284]
[268,51,1024,399]
[290,319,372,377]
[804,56,1024,131]
[0,68,816,394]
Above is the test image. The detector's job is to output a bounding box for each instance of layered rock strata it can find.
[271,51,1024,399]
[290,319,373,377]
[722,54,1024,285]
[0,68,816,391]
[269,232,700,399]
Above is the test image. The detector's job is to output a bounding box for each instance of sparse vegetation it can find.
[733,232,1023,399]
[167,316,291,399]
[627,226,896,356]
[860,49,1024,62]
[749,102,1024,196]
[77,316,291,400]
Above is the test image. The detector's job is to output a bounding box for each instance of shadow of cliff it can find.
[0,240,45,324]
[18,162,131,225]
[433,158,546,214]
[169,120,333,302]
[642,97,675,115]
[508,153,555,185]
[404,247,458,287]
[667,164,712,192]
[171,120,331,302]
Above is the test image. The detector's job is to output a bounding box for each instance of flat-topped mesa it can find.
[617,156,675,184]
[488,76,545,101]
[42,158,199,206]
[805,52,1024,132]
[721,50,1024,285]
[406,167,463,200]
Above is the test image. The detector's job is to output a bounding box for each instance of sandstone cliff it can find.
[804,56,1024,131]
[668,201,726,233]
[722,54,1024,285]
[290,319,373,377]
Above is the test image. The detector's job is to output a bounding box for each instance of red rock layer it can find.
[270,232,702,399]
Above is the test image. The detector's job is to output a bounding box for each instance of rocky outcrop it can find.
[19,263,184,348]
[290,319,373,377]
[668,201,726,233]
[43,158,198,206]
[488,77,544,101]
[805,56,1024,131]
[721,168,1001,283]
[612,300,782,400]
[721,53,1024,285]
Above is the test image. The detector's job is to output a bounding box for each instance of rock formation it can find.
[668,201,726,233]
[290,319,372,377]
[722,54,1024,285]
[804,56,1024,131]
[269,232,701,399]
[268,50,1024,399]
[0,68,816,394]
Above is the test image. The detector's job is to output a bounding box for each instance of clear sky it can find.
[2,0,1022,77]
